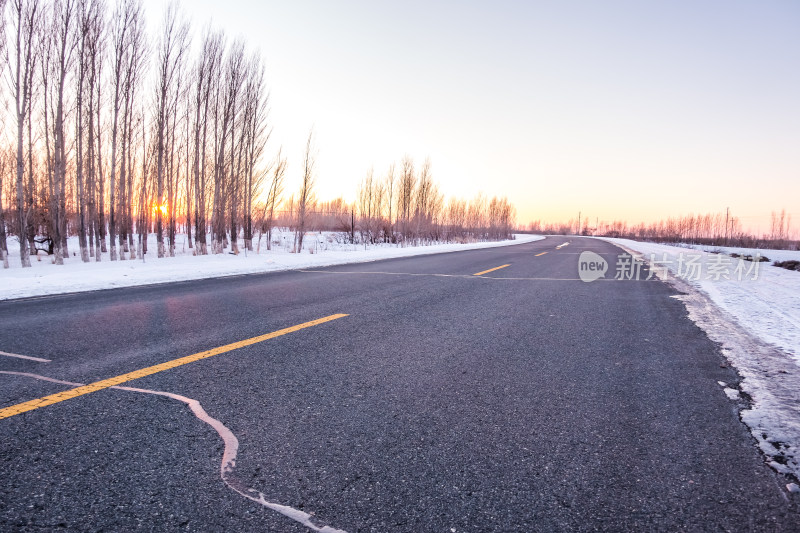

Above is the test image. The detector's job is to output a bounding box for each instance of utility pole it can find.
[724,207,729,245]
[577,211,581,235]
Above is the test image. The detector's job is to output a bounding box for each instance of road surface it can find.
[1,236,798,531]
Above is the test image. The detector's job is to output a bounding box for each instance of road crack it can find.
[0,371,347,533]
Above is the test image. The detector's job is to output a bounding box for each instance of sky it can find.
[142,0,800,233]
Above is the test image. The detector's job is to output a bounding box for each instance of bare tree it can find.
[414,157,432,241]
[0,149,9,268]
[182,68,191,250]
[106,0,133,260]
[446,197,466,241]
[294,129,315,253]
[357,167,375,242]
[398,155,415,243]
[770,209,791,247]
[383,163,394,242]
[92,4,107,256]
[45,0,78,265]
[135,103,151,257]
[467,193,487,239]
[24,74,37,257]
[241,50,269,251]
[164,31,188,257]
[153,2,188,258]
[190,26,222,256]
[210,33,237,254]
[224,40,244,254]
[259,148,284,252]
[117,4,143,259]
[74,0,104,263]
[83,0,105,261]
[6,0,37,267]
[122,3,146,258]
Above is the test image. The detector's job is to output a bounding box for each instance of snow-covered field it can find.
[602,237,800,483]
[0,231,543,300]
[678,243,800,264]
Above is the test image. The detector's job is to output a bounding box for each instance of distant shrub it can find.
[734,254,770,263]
[773,260,800,272]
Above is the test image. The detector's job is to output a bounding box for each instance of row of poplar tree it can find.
[0,0,271,268]
[0,0,517,269]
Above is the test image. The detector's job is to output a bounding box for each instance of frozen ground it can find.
[602,237,800,483]
[0,230,543,301]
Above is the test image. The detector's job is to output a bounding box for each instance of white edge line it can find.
[0,350,51,363]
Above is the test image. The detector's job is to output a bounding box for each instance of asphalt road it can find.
[1,236,798,532]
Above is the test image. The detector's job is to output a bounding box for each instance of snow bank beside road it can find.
[601,237,800,483]
[0,233,543,301]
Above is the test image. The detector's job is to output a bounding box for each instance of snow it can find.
[0,231,543,300]
[601,237,800,482]
[678,243,800,264]
[723,387,740,401]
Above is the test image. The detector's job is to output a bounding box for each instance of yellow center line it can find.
[474,264,511,276]
[535,252,548,257]
[0,313,348,421]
